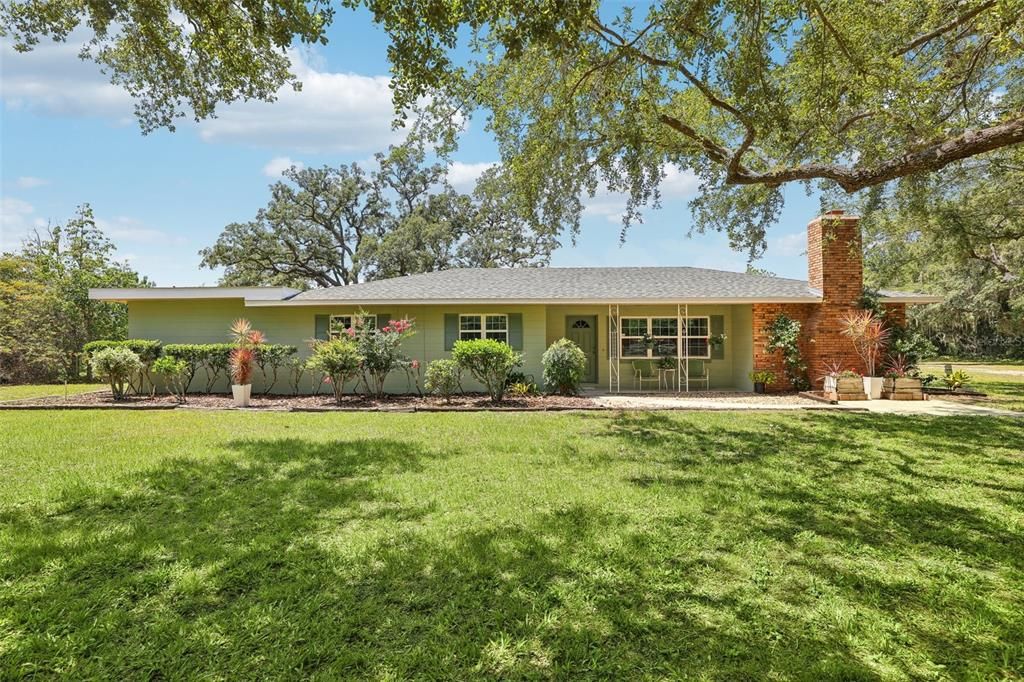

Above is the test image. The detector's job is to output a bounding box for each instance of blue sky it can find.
[1,6,822,285]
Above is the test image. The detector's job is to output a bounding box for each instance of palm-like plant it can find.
[228,318,264,385]
[840,310,891,377]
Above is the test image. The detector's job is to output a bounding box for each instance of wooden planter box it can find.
[885,377,925,401]
[825,376,867,401]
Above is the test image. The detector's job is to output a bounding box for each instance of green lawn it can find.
[1,411,1022,679]
[0,383,103,402]
[920,360,1024,412]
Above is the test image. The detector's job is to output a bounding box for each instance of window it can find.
[329,314,376,339]
[460,314,508,344]
[619,316,709,359]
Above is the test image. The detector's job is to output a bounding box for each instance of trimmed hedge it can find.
[83,339,162,363]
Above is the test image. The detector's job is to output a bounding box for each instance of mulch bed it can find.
[2,391,600,412]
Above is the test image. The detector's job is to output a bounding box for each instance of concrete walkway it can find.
[589,393,1022,417]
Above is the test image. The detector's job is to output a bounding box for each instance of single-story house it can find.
[89,211,939,393]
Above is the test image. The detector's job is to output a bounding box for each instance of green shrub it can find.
[163,344,207,391]
[256,344,298,395]
[424,358,462,403]
[307,338,362,404]
[943,369,971,391]
[542,338,587,395]
[285,356,308,397]
[507,381,539,398]
[83,339,162,363]
[451,339,522,402]
[198,344,233,393]
[83,339,161,394]
[152,356,189,403]
[765,314,810,390]
[90,347,143,400]
[748,370,776,385]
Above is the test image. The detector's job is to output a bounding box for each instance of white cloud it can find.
[96,216,189,247]
[0,197,46,250]
[15,176,50,189]
[1,39,405,153]
[197,50,405,153]
[0,37,134,121]
[769,230,806,257]
[263,156,304,178]
[447,161,496,191]
[582,164,700,223]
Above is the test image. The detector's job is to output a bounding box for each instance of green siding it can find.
[127,299,754,394]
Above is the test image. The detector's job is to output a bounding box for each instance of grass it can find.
[920,360,1024,412]
[1,410,1022,679]
[0,383,104,402]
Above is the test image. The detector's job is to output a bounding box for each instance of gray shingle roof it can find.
[287,267,823,304]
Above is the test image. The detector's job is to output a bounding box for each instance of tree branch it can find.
[892,0,997,56]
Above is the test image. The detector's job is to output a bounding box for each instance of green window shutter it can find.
[710,315,725,360]
[508,313,523,350]
[444,314,459,351]
[314,314,330,341]
[376,313,391,329]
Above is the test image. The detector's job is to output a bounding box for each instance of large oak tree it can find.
[5,1,1023,251]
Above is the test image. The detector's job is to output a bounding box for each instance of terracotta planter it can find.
[232,384,252,407]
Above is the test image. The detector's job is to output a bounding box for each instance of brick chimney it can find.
[807,210,862,306]
[803,210,865,385]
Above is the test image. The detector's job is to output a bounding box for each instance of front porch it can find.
[544,303,755,393]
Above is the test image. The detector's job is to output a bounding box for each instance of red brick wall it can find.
[754,211,871,390]
[883,303,907,328]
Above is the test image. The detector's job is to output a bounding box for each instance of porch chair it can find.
[631,360,660,392]
[684,359,710,391]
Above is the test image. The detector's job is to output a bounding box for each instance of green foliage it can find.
[0,206,150,382]
[285,356,308,397]
[0,0,333,133]
[83,339,162,363]
[197,344,233,394]
[89,347,142,400]
[451,339,522,402]
[201,141,555,288]
[852,146,1024,359]
[256,345,298,395]
[748,370,776,385]
[506,381,539,398]
[307,338,362,404]
[888,327,936,369]
[163,344,207,391]
[152,356,189,404]
[353,317,414,399]
[765,315,810,391]
[423,358,462,403]
[365,0,1024,256]
[541,338,587,395]
[943,369,972,392]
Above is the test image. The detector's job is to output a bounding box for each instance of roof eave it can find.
[245,296,823,307]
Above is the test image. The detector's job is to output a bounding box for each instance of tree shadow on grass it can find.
[2,419,1022,679]
[589,411,1024,677]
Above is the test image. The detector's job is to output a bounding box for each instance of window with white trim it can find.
[329,314,376,339]
[459,314,508,344]
[619,316,709,359]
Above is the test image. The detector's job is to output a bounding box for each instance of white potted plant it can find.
[228,318,264,407]
[841,310,891,400]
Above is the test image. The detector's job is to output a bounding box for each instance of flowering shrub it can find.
[90,346,143,400]
[354,316,415,398]
[542,338,587,395]
[451,338,522,402]
[424,358,462,402]
[152,355,189,403]
[765,314,810,390]
[307,338,362,404]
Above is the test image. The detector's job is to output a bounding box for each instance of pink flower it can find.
[411,360,420,369]
[323,376,332,383]
[345,327,356,338]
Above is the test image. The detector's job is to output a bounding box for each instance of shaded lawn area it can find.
[0,383,104,402]
[920,361,1024,412]
[1,411,1022,679]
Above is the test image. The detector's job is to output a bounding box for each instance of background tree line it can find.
[0,205,151,383]
[199,138,559,289]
